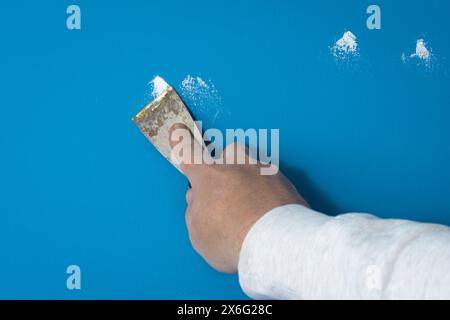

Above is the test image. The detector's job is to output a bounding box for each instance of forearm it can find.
[238,204,450,299]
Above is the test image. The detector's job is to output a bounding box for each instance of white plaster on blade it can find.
[150,76,169,98]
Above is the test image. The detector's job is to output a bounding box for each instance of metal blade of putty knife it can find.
[132,86,204,172]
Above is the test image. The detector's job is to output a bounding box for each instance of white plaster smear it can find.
[331,31,359,59]
[401,39,436,70]
[179,75,225,123]
[411,39,431,60]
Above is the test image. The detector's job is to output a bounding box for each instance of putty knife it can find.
[132,85,203,172]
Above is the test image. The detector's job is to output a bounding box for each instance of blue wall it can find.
[1,0,449,299]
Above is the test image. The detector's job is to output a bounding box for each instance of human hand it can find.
[169,123,308,273]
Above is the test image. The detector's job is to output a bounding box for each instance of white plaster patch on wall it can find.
[402,39,437,70]
[411,39,431,60]
[330,31,359,61]
[179,75,227,124]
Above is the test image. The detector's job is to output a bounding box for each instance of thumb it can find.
[169,123,207,183]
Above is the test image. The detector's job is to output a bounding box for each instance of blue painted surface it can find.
[1,0,449,299]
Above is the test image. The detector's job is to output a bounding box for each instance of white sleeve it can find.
[238,204,450,300]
